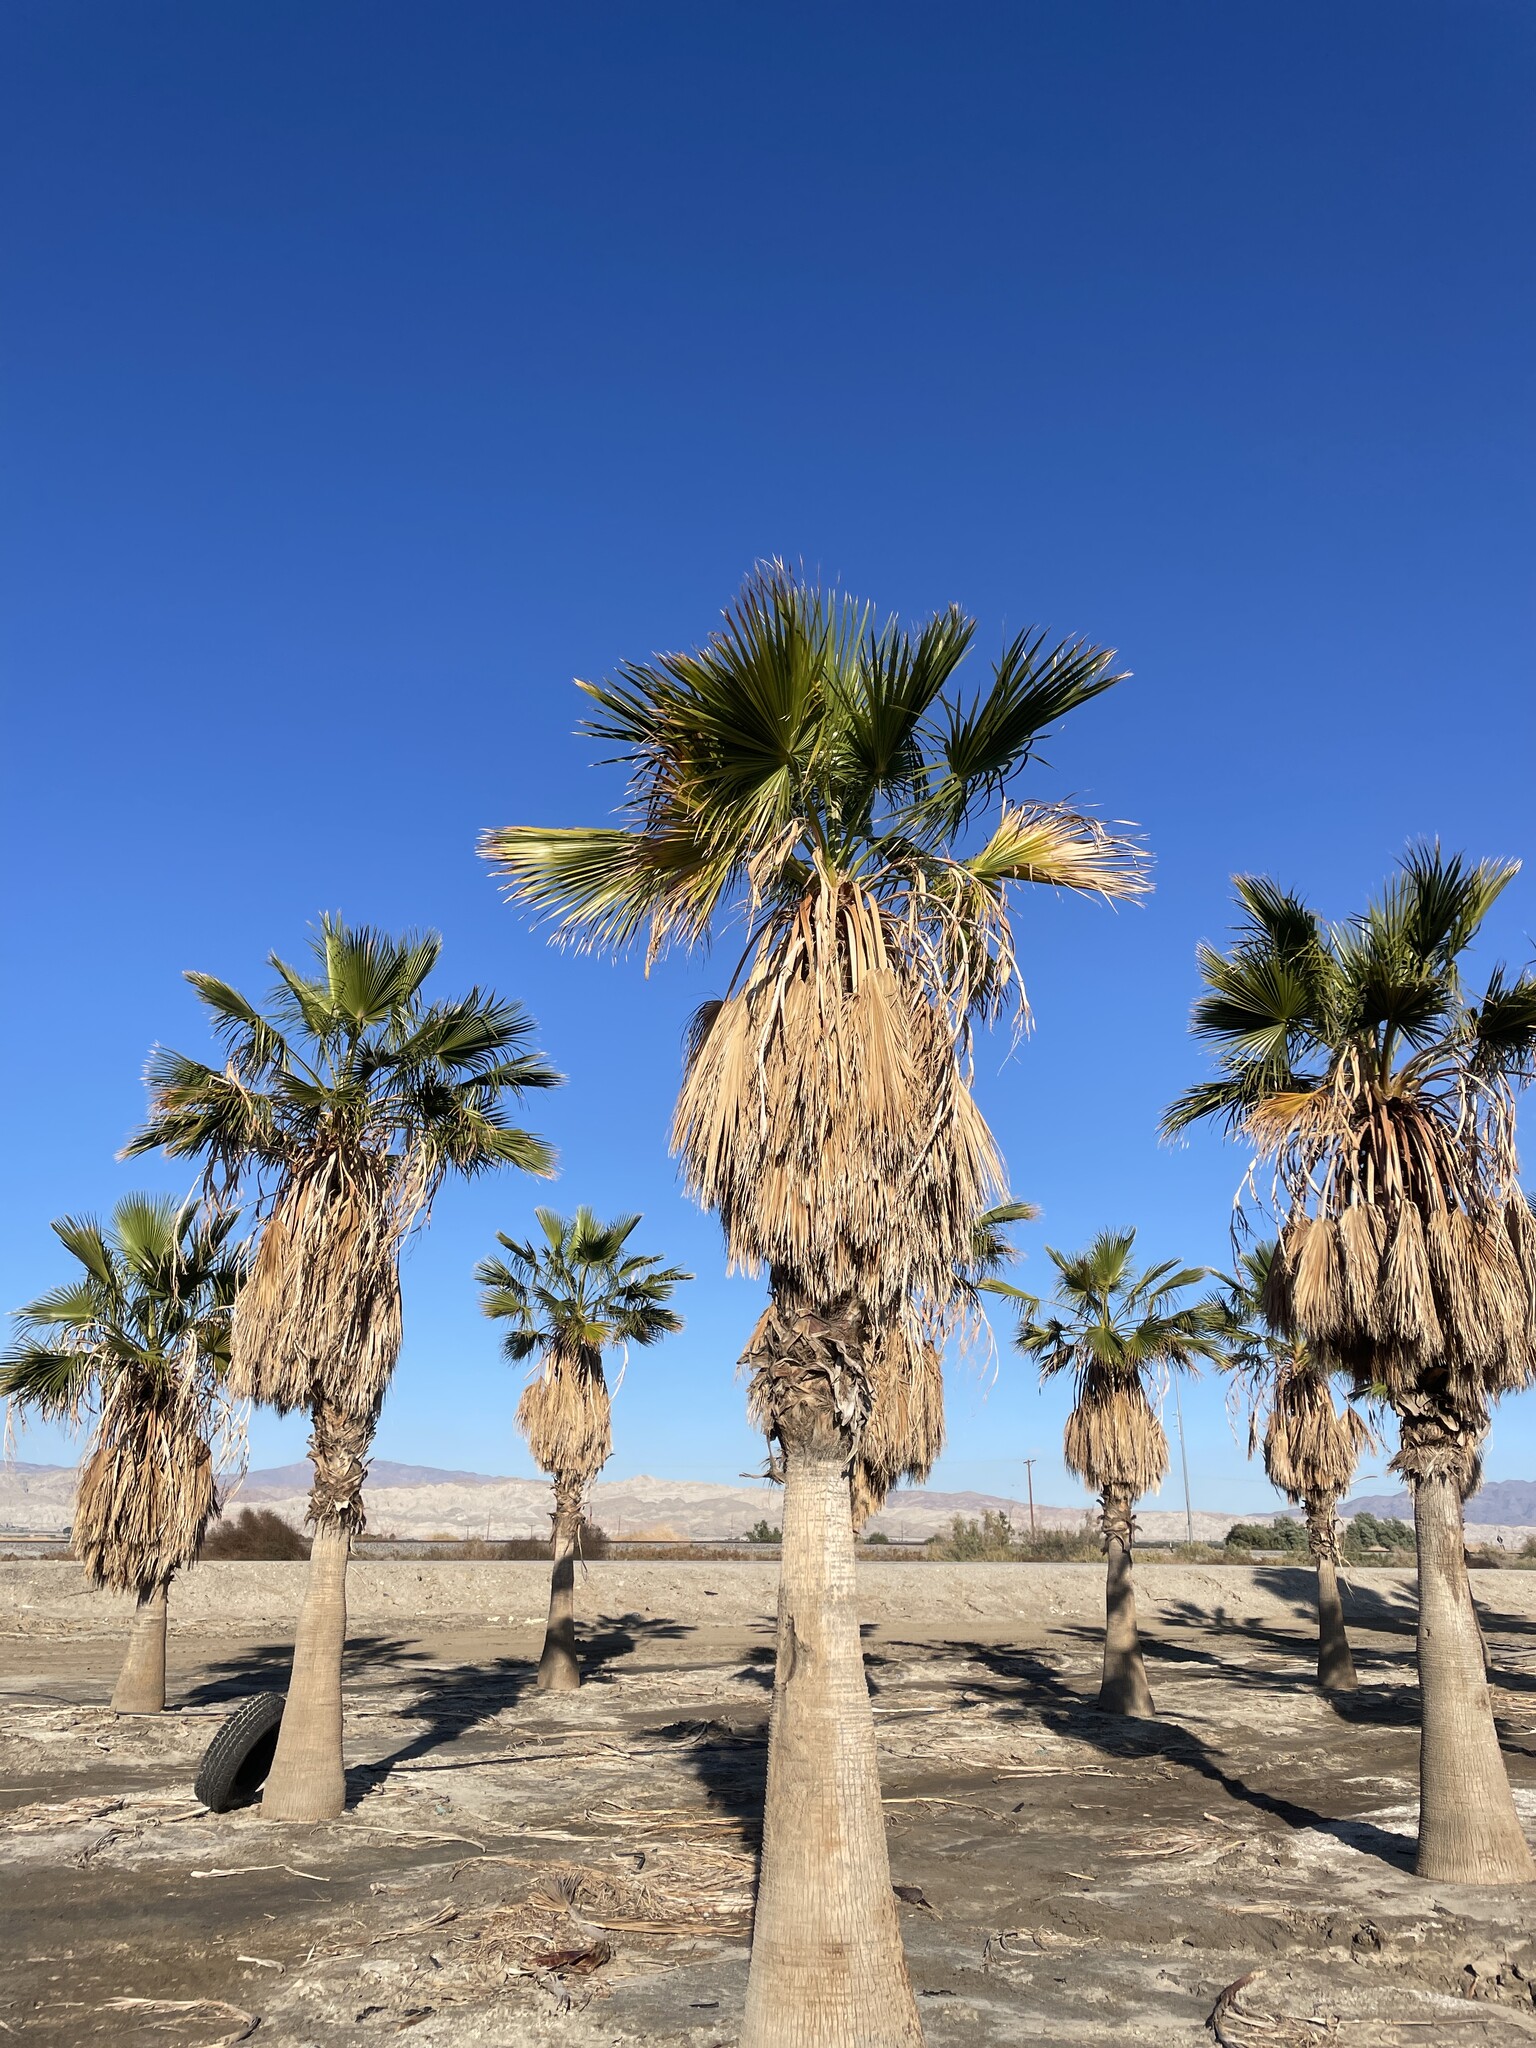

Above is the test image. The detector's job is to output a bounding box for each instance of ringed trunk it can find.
[1305,1492,1358,1693]
[741,1295,923,2048]
[111,1577,170,1713]
[1098,1486,1154,1716]
[261,1402,370,1824]
[1411,1467,1533,1883]
[743,1430,923,2048]
[537,1475,583,1693]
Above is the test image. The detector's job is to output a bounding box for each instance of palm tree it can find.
[484,565,1144,2047]
[1015,1229,1225,1715]
[124,916,559,1821]
[1219,1241,1371,1692]
[476,1206,689,1690]
[1163,847,1536,1883]
[0,1196,241,1712]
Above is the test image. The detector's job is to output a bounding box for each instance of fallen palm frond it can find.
[100,1999,258,2048]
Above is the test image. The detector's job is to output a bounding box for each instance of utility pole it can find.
[1022,1457,1037,1535]
[1174,1381,1194,1544]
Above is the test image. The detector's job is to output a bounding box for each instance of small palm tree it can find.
[1220,1241,1371,1692]
[0,1196,242,1712]
[1015,1229,1225,1715]
[1164,847,1536,1883]
[476,1207,689,1690]
[485,565,1144,2047]
[125,916,559,1820]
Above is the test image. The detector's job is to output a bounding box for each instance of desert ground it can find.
[4,1560,1536,2047]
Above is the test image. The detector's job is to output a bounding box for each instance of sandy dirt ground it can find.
[4,1562,1536,2047]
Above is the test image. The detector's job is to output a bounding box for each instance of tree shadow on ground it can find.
[655,1714,767,1836]
[358,1614,696,1790]
[948,1639,1419,1873]
[182,1633,432,1706]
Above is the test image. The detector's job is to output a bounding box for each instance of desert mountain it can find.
[6,1458,1532,1544]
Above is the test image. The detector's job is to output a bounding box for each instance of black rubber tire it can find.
[194,1692,286,1812]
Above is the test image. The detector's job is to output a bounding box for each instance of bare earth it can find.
[4,1561,1536,2047]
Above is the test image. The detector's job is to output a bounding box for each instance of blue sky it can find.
[3,2,1533,1517]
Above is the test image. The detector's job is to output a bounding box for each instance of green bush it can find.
[862,1530,890,1544]
[1225,1518,1309,1554]
[1343,1513,1415,1559]
[744,1520,783,1544]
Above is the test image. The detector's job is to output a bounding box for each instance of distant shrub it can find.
[201,1508,310,1561]
[1226,1519,1309,1554]
[1343,1513,1415,1559]
[421,1519,610,1561]
[744,1520,783,1544]
[862,1530,890,1545]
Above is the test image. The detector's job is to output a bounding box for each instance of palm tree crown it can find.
[126,915,560,1419]
[1,1196,243,1595]
[1017,1229,1225,1499]
[486,565,1144,1390]
[478,1206,689,1363]
[1162,846,1536,1425]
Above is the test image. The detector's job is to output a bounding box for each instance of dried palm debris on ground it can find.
[4,1594,1536,2044]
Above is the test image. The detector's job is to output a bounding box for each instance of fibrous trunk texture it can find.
[742,1297,922,2048]
[1098,1487,1154,1717]
[1411,1466,1533,1882]
[538,1474,583,1693]
[261,1402,371,1823]
[111,1577,169,1713]
[1305,1492,1358,1692]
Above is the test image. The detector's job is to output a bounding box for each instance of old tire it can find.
[194,1692,286,1812]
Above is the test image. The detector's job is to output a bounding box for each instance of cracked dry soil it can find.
[4,1571,1536,2046]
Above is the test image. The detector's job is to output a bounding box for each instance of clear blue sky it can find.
[3,2,1533,1517]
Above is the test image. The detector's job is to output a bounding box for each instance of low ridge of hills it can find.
[4,1458,1533,1544]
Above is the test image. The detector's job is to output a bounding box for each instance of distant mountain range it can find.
[1342,1478,1536,1526]
[4,1458,1533,1543]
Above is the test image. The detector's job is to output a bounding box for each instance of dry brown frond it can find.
[228,1149,408,1418]
[674,869,1002,1330]
[1262,1358,1370,1504]
[74,1368,216,1596]
[850,1327,945,1525]
[516,1345,612,1485]
[1257,1065,1536,1416]
[1063,1377,1169,1499]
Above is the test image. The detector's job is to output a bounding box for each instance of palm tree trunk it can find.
[537,1473,583,1692]
[262,1401,369,1824]
[1411,1462,1533,1882]
[742,1299,922,2048]
[111,1576,170,1713]
[1305,1491,1358,1692]
[1098,1486,1154,1715]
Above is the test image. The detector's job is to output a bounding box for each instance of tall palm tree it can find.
[484,565,1144,2047]
[1015,1229,1225,1715]
[1164,848,1536,1883]
[124,916,559,1821]
[1220,1241,1371,1692]
[1,1196,242,1713]
[476,1206,689,1690]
